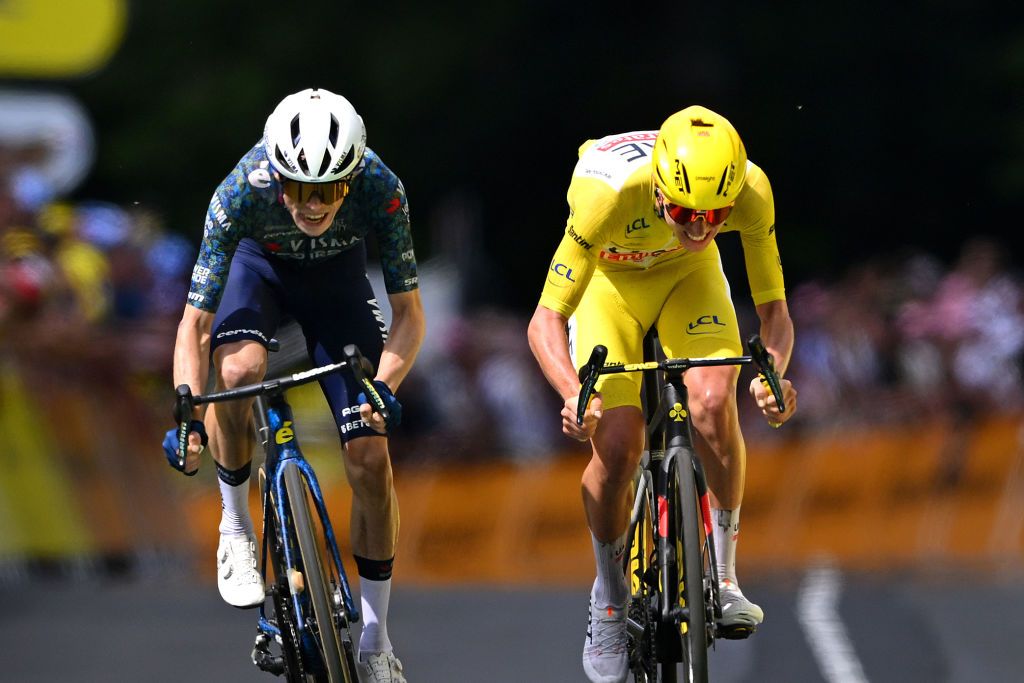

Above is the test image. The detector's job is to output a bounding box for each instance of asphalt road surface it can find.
[1,567,1021,682]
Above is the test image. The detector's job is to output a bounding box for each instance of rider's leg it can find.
[685,365,748,579]
[657,248,762,627]
[204,339,268,608]
[205,238,281,537]
[343,435,399,656]
[344,435,399,560]
[579,407,643,683]
[583,406,645,606]
[287,251,397,660]
[207,340,266,534]
[209,340,266,536]
[685,364,745,510]
[685,365,763,626]
[569,265,678,682]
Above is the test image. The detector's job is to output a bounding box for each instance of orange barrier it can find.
[2,358,1021,585]
[183,414,1024,585]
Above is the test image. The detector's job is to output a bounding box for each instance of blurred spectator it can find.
[403,308,563,463]
[775,238,1024,435]
[1,143,193,383]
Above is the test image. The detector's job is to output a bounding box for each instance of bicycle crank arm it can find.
[626,616,646,640]
[665,604,690,625]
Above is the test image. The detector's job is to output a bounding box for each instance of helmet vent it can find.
[716,165,729,196]
[674,161,691,194]
[275,146,294,173]
[331,146,355,176]
[297,150,310,175]
[329,115,340,147]
[290,115,301,147]
[317,150,332,177]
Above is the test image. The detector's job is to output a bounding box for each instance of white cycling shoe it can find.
[582,590,628,683]
[217,532,265,608]
[358,651,407,683]
[717,578,764,635]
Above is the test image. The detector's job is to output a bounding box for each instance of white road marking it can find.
[796,563,869,683]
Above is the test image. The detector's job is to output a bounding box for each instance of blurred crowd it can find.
[3,138,1023,463]
[0,142,193,380]
[776,237,1024,434]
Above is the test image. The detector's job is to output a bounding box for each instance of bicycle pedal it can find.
[252,633,286,675]
[716,623,757,640]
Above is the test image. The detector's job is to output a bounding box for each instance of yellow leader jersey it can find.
[539,130,785,318]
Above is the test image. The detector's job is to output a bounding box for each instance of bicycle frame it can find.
[627,332,723,661]
[648,372,718,625]
[175,343,385,680]
[254,390,359,644]
[580,332,783,680]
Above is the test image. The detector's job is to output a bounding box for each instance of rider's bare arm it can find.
[528,303,603,441]
[171,304,215,468]
[173,304,215,417]
[753,299,793,377]
[751,298,797,422]
[374,289,425,393]
[528,304,579,401]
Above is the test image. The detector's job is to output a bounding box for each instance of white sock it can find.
[591,530,628,607]
[713,507,740,584]
[217,478,253,536]
[359,578,393,656]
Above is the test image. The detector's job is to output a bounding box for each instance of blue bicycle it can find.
[175,343,390,682]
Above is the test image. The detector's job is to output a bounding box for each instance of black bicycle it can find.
[577,332,784,683]
[175,343,390,682]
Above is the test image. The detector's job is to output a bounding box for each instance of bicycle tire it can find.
[284,463,351,683]
[669,452,709,683]
[625,471,657,682]
[263,469,307,682]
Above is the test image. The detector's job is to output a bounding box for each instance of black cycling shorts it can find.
[211,238,389,443]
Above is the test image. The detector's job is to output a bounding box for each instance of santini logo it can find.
[568,225,593,250]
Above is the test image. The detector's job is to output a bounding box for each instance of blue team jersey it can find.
[187,141,418,312]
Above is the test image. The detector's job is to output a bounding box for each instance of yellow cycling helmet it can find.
[652,105,747,210]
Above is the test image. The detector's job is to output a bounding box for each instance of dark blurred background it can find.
[2,2,1024,681]
[55,0,1024,307]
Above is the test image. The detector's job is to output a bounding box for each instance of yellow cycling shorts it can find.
[568,246,742,411]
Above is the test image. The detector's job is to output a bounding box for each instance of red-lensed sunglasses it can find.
[281,179,350,205]
[664,201,733,226]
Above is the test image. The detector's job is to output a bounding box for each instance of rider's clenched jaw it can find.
[281,187,345,237]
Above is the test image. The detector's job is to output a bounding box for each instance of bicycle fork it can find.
[656,377,721,626]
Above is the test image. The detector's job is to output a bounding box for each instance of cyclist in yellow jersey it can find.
[528,106,797,683]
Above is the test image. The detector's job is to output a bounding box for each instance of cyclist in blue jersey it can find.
[164,88,423,683]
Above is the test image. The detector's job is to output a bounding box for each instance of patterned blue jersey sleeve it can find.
[186,153,266,312]
[351,152,419,294]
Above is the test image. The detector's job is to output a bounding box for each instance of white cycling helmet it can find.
[263,88,366,183]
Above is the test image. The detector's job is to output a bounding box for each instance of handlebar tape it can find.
[342,344,389,421]
[746,334,785,414]
[576,345,608,426]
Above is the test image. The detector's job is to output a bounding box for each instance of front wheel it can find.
[284,463,352,682]
[262,466,306,682]
[668,451,710,683]
[625,471,657,681]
